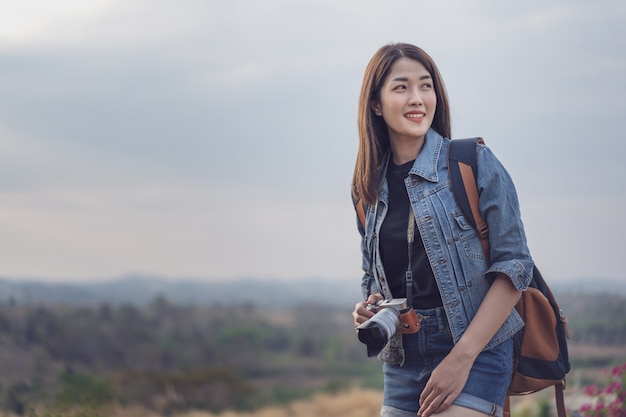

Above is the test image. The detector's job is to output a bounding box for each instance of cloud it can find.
[0,0,112,42]
[0,0,624,282]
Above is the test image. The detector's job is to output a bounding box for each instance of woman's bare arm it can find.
[418,274,521,417]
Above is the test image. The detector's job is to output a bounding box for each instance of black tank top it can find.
[379,160,443,309]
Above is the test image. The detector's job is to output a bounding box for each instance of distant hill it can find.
[549,279,626,295]
[0,276,362,307]
[0,275,624,308]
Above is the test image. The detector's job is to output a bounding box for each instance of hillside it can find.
[1,275,624,307]
[0,276,362,308]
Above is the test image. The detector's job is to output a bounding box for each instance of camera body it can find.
[357,298,421,357]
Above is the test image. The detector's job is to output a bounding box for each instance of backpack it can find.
[448,138,571,417]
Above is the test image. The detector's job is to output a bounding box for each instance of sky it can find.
[0,0,624,284]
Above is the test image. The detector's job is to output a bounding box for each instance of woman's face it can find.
[371,57,436,145]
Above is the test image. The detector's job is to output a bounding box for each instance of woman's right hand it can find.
[352,292,384,330]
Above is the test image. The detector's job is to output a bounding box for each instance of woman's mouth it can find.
[405,112,425,121]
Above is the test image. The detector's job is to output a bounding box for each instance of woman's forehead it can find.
[387,58,431,79]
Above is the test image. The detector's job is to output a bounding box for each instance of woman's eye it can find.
[422,83,433,89]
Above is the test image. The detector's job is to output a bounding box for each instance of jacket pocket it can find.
[451,210,485,260]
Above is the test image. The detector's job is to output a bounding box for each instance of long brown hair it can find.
[352,43,451,206]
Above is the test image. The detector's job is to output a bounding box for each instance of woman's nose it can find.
[408,88,423,105]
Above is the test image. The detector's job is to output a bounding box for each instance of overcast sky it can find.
[0,0,624,284]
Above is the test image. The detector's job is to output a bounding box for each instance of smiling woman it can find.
[350,43,533,417]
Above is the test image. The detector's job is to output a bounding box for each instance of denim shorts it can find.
[381,307,513,417]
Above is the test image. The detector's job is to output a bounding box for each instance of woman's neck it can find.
[389,136,425,165]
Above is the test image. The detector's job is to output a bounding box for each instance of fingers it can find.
[418,383,437,417]
[419,379,458,417]
[352,301,372,328]
[418,390,453,417]
[366,293,383,304]
[352,293,383,329]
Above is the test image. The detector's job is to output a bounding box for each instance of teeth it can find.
[406,113,424,118]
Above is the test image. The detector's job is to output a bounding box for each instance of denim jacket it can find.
[355,129,534,365]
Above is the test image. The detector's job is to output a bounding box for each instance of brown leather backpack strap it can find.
[355,197,366,230]
[457,161,490,263]
[503,395,511,417]
[555,381,566,417]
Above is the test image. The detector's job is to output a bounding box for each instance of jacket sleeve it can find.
[476,144,534,291]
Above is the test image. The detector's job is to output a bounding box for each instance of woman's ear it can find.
[371,100,382,116]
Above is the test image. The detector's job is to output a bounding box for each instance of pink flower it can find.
[585,384,599,396]
[614,363,626,377]
[604,381,622,394]
[579,362,626,417]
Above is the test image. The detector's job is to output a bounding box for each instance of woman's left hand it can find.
[417,351,473,417]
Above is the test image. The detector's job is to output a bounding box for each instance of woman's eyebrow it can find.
[391,74,432,82]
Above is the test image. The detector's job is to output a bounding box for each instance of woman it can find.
[351,43,534,417]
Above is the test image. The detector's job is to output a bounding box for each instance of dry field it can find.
[17,345,625,417]
[66,388,585,417]
[69,389,384,417]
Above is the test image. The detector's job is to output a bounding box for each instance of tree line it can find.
[0,297,379,414]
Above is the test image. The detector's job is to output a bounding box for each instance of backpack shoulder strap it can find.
[448,138,490,260]
[355,197,366,230]
[351,183,368,230]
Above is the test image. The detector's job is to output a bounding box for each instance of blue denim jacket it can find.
[356,129,534,365]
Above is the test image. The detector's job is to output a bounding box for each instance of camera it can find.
[357,298,421,357]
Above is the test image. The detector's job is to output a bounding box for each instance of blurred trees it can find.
[0,292,622,414]
[0,297,376,414]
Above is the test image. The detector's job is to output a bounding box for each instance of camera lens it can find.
[357,308,401,357]
[358,323,386,343]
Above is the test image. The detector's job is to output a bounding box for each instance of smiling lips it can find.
[405,111,425,121]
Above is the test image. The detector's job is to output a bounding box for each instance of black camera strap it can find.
[405,208,415,307]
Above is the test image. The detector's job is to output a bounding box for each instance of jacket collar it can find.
[408,128,443,183]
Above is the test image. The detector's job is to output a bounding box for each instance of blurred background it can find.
[0,0,624,416]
